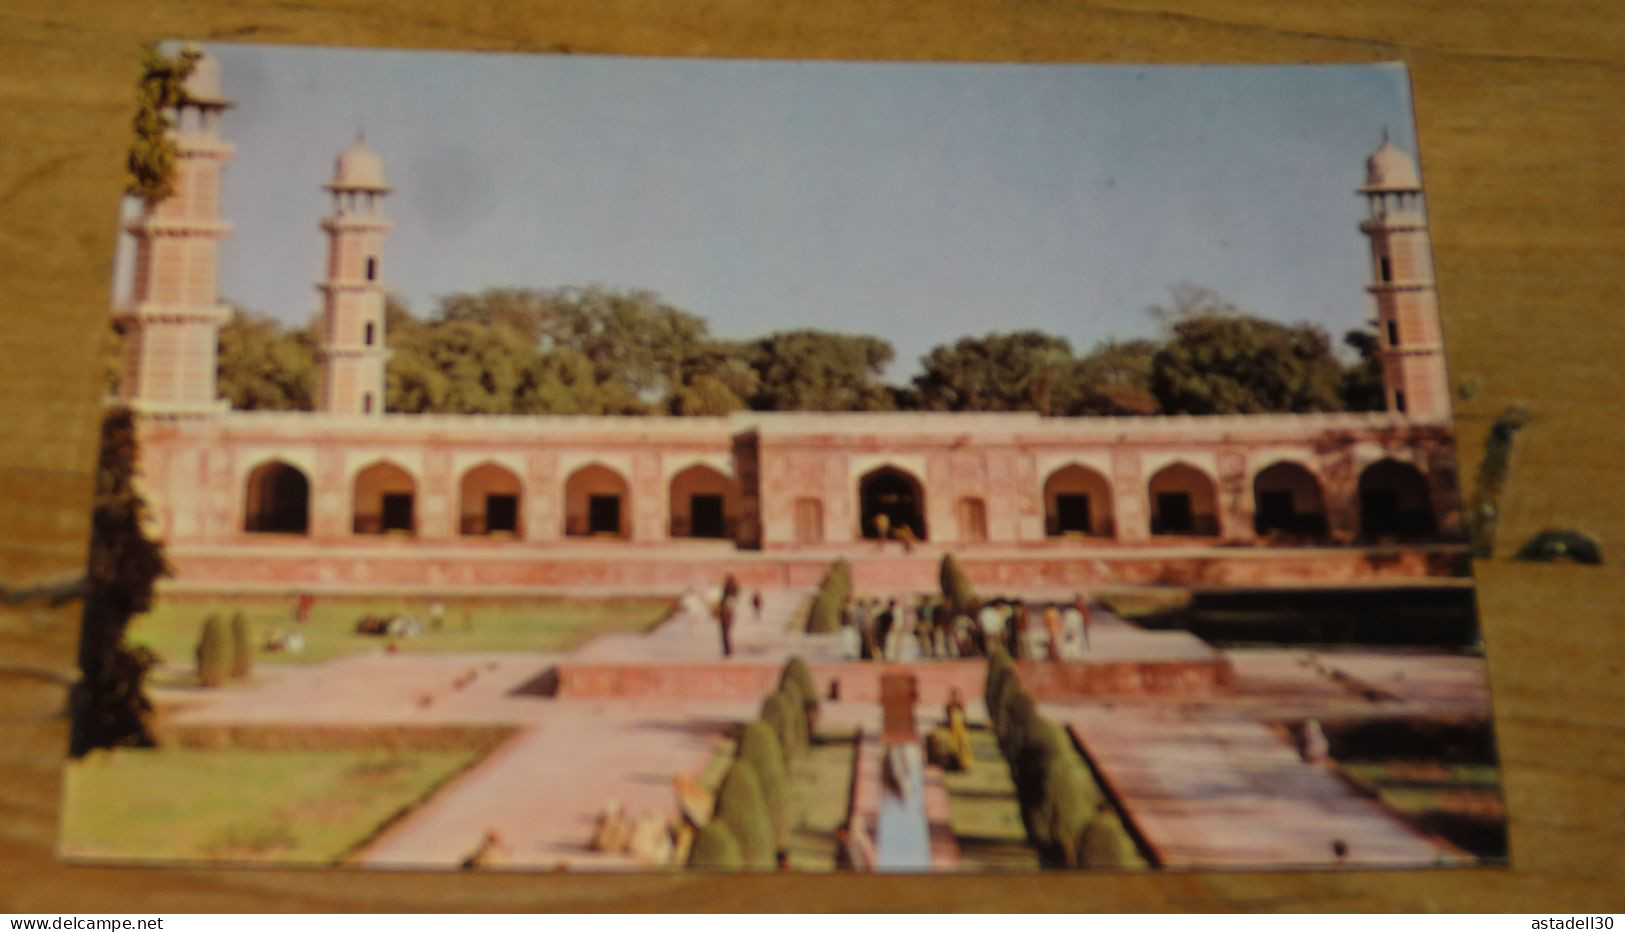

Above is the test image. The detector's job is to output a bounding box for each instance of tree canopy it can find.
[202,283,1386,419]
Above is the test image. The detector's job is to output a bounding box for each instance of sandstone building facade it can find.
[118,54,1464,592]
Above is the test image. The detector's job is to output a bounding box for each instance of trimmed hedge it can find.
[688,819,743,870]
[805,559,853,633]
[196,615,226,688]
[985,654,1145,868]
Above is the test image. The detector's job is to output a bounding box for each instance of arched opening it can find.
[564,463,630,538]
[353,461,416,536]
[669,464,739,540]
[1358,459,1435,539]
[1252,461,1328,538]
[794,497,824,545]
[859,466,927,541]
[1148,462,1220,537]
[957,497,988,543]
[459,462,523,537]
[244,461,309,535]
[1043,464,1114,538]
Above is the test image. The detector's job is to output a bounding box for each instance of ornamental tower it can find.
[115,49,233,416]
[316,136,392,416]
[1359,135,1450,422]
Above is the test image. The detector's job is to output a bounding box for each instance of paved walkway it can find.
[1055,704,1465,869]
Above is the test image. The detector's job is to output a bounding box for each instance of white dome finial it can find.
[327,134,390,192]
[1362,135,1420,192]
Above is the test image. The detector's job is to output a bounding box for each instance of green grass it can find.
[130,595,673,668]
[61,746,479,865]
[941,726,1040,870]
[783,725,859,871]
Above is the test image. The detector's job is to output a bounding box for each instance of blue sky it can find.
[120,45,1422,379]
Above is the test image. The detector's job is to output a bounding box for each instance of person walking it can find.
[751,588,764,622]
[717,594,736,658]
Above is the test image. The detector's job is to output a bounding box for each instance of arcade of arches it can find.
[235,451,1445,546]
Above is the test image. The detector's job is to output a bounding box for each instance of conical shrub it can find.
[196,615,226,688]
[738,720,790,844]
[781,657,819,729]
[716,760,775,870]
[760,690,798,763]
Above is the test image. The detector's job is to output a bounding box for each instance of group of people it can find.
[837,591,1095,662]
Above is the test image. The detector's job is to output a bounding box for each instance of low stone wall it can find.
[549,657,1232,704]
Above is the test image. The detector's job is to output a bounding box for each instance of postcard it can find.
[60,42,1504,872]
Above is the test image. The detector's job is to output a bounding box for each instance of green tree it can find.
[1069,339,1162,416]
[126,44,199,205]
[69,408,170,757]
[1339,324,1387,412]
[911,331,1077,413]
[1148,288,1345,415]
[746,330,896,412]
[216,308,318,410]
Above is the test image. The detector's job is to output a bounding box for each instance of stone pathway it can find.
[1055,704,1465,869]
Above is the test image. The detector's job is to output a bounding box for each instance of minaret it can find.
[316,136,392,416]
[1359,135,1450,422]
[115,48,233,416]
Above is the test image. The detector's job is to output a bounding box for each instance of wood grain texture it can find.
[2,0,1623,912]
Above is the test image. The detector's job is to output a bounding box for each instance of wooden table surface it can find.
[2,0,1622,913]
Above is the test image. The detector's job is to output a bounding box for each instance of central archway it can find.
[1042,463,1114,538]
[244,461,309,535]
[859,466,927,541]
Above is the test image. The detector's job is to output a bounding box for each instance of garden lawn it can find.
[130,595,672,667]
[941,726,1040,870]
[61,746,479,864]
